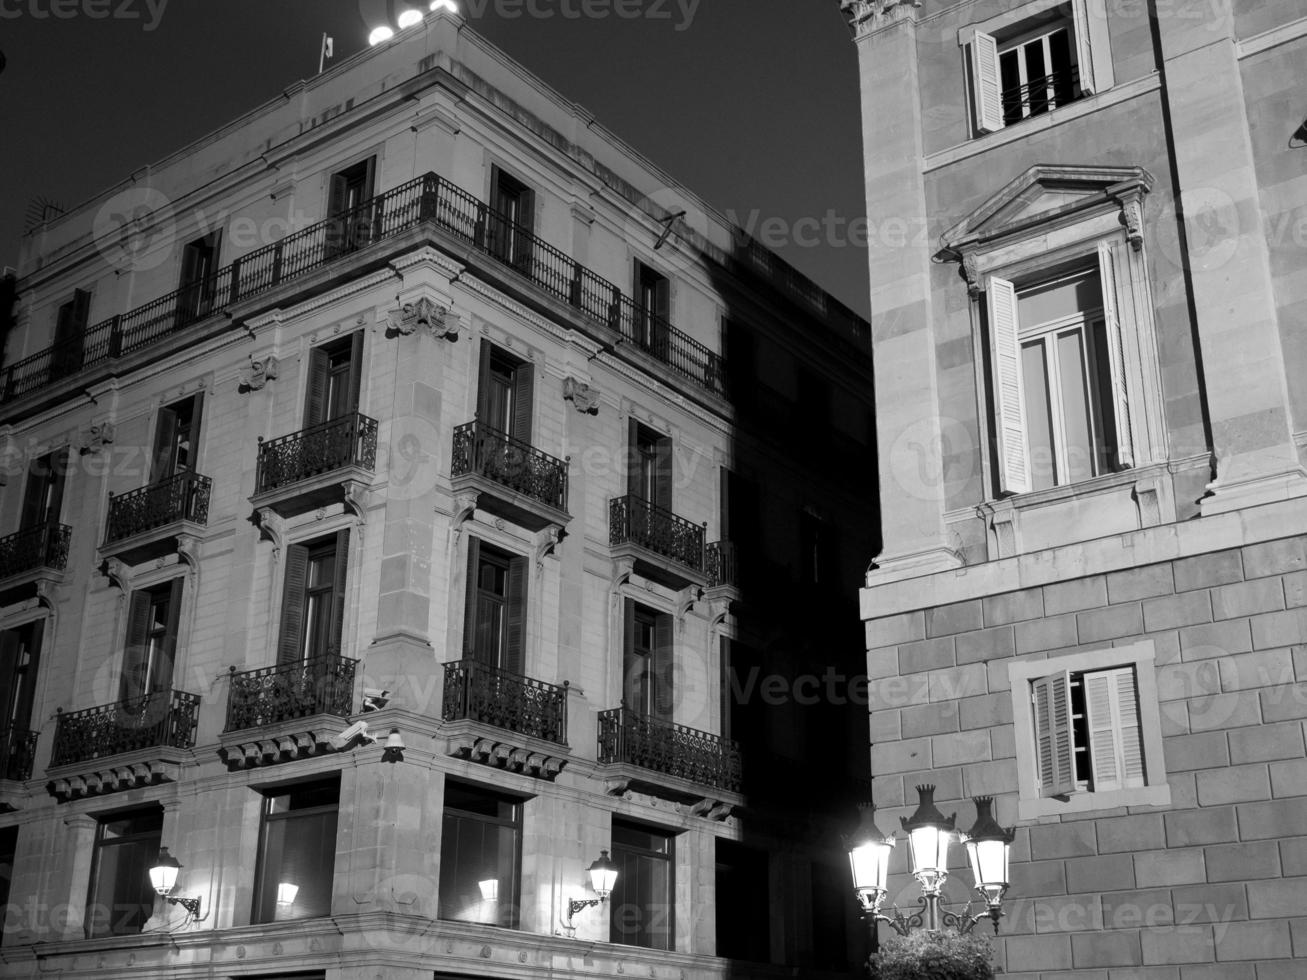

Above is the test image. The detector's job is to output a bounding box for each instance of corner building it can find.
[843,0,1307,976]
[0,10,878,980]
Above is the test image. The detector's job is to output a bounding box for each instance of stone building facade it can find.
[843,0,1307,976]
[0,10,876,980]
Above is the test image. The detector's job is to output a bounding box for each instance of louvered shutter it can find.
[12,621,41,729]
[971,32,1005,133]
[120,590,154,703]
[277,545,310,664]
[151,406,179,483]
[20,459,47,530]
[988,277,1031,494]
[45,450,67,528]
[186,391,205,472]
[652,613,674,722]
[304,346,329,427]
[155,578,183,693]
[1097,241,1134,469]
[344,332,365,416]
[1031,671,1076,797]
[627,419,642,498]
[504,554,528,675]
[1071,0,1115,95]
[476,340,494,422]
[463,536,482,660]
[654,435,673,511]
[0,631,20,728]
[1084,667,1144,791]
[622,597,639,710]
[511,361,534,444]
[329,529,350,656]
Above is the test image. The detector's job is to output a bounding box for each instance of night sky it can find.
[0,0,871,318]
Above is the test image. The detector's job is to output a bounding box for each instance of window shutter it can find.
[1097,241,1134,468]
[1071,0,1114,95]
[653,612,674,722]
[20,459,48,530]
[476,340,494,421]
[463,536,482,660]
[71,289,91,331]
[155,578,183,693]
[1084,667,1144,791]
[44,450,67,528]
[277,545,310,664]
[504,554,528,675]
[971,32,1005,134]
[304,346,330,426]
[345,332,365,415]
[987,277,1031,494]
[626,419,642,498]
[510,361,534,444]
[151,406,179,483]
[0,630,21,728]
[654,435,673,511]
[120,590,153,703]
[329,529,350,656]
[12,621,42,729]
[622,597,637,709]
[719,636,732,741]
[187,391,205,472]
[328,173,349,217]
[1031,670,1075,797]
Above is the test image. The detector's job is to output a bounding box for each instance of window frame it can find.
[1008,639,1169,819]
[277,529,350,667]
[437,779,525,928]
[609,818,675,951]
[119,578,183,704]
[622,598,673,722]
[462,536,529,674]
[252,777,340,924]
[86,806,163,939]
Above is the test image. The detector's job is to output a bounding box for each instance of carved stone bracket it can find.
[562,376,601,415]
[102,557,133,593]
[690,798,736,821]
[445,733,566,780]
[387,297,458,340]
[342,481,371,523]
[961,253,981,297]
[839,0,920,35]
[450,490,479,530]
[609,556,635,596]
[977,502,1018,559]
[1118,198,1144,251]
[79,422,114,456]
[175,534,201,570]
[1132,480,1162,528]
[254,507,286,557]
[48,759,182,802]
[240,355,279,393]
[675,585,703,623]
[535,526,563,569]
[218,726,340,770]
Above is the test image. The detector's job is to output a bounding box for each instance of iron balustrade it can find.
[50,690,200,768]
[2,173,729,406]
[0,727,37,781]
[105,471,212,543]
[0,522,71,579]
[597,706,741,793]
[451,420,569,512]
[1001,66,1081,124]
[706,541,738,589]
[442,659,568,745]
[609,495,705,575]
[224,655,357,732]
[254,412,379,495]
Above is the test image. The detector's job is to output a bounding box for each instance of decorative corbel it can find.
[707,596,735,632]
[675,585,703,622]
[240,355,279,393]
[961,252,981,297]
[175,533,201,570]
[1118,198,1144,251]
[450,490,478,530]
[102,557,133,593]
[562,376,601,415]
[253,507,286,557]
[534,525,563,570]
[609,556,635,596]
[1132,480,1162,528]
[79,422,114,456]
[342,481,371,523]
[839,0,920,36]
[386,297,458,340]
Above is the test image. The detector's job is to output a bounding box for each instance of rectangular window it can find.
[0,620,43,736]
[325,157,378,257]
[438,781,523,928]
[50,289,91,381]
[20,449,67,529]
[715,840,770,962]
[278,531,349,665]
[633,261,671,360]
[627,421,672,511]
[462,538,528,673]
[609,820,674,950]
[799,509,839,588]
[623,600,672,721]
[988,250,1130,494]
[253,777,339,923]
[87,807,163,938]
[151,393,205,482]
[1009,640,1168,818]
[177,231,221,324]
[0,826,15,935]
[488,166,536,272]
[475,340,534,442]
[967,1,1112,135]
[120,580,182,703]
[305,333,364,426]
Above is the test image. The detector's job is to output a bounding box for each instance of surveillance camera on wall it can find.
[329,720,376,751]
[361,688,391,712]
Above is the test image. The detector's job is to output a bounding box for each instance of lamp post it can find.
[846,786,1014,937]
[148,846,202,918]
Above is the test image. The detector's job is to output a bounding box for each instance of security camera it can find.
[329,720,376,751]
[361,688,391,712]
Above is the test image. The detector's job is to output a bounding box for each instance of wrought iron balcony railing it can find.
[50,690,200,768]
[706,540,737,589]
[1,173,729,408]
[224,654,357,732]
[451,420,569,513]
[0,727,37,781]
[442,659,568,746]
[609,495,705,575]
[1001,66,1081,124]
[254,412,378,496]
[597,706,741,793]
[0,522,71,580]
[105,471,212,544]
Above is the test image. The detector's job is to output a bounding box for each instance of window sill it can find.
[1017,782,1171,820]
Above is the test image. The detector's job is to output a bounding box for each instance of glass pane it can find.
[89,822,161,938]
[267,779,339,815]
[1025,38,1048,115]
[1048,28,1074,103]
[610,844,672,949]
[1017,270,1101,328]
[439,808,521,927]
[1091,319,1119,472]
[1057,330,1095,483]
[258,808,337,922]
[1021,341,1056,490]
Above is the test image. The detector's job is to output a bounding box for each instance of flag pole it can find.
[318,33,332,74]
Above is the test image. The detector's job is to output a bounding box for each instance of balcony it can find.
[450,421,570,531]
[597,706,742,812]
[706,540,739,596]
[46,690,200,801]
[220,655,357,768]
[102,471,212,563]
[0,522,70,601]
[0,727,37,782]
[1,173,729,424]
[441,660,569,779]
[251,412,378,516]
[609,495,706,589]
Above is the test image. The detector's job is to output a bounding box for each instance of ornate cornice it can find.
[840,0,921,36]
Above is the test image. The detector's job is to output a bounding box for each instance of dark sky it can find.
[0,0,870,318]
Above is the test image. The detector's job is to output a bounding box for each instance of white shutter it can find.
[1084,667,1144,791]
[1097,241,1134,469]
[971,32,1005,134]
[1031,671,1076,797]
[987,276,1031,494]
[1071,0,1115,95]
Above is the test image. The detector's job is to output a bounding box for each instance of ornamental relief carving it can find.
[839,0,921,35]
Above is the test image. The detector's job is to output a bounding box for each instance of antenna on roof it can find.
[653,211,687,251]
[319,33,335,74]
[24,197,65,233]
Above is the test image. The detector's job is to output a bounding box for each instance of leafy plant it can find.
[875,929,995,980]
